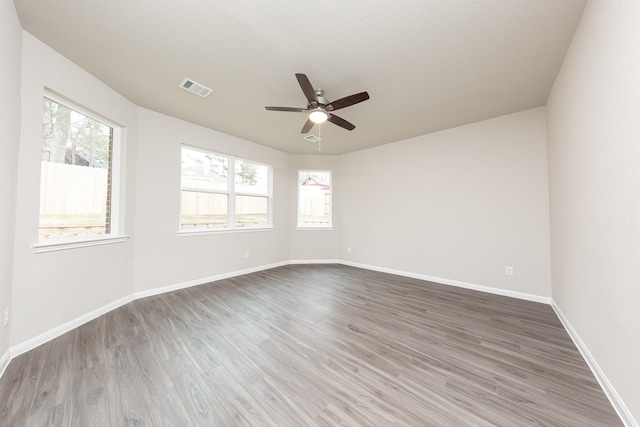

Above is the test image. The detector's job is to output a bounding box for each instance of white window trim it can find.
[32,235,130,254]
[297,169,333,229]
[176,228,274,237]
[37,90,126,250]
[296,227,334,231]
[179,144,273,234]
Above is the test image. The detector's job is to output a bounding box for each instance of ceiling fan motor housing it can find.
[312,90,330,109]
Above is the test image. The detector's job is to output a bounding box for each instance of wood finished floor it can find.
[0,264,622,426]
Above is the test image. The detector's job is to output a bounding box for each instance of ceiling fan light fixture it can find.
[309,108,328,124]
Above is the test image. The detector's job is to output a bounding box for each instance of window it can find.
[39,94,120,242]
[180,145,272,232]
[297,170,332,228]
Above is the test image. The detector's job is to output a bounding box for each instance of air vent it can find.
[179,78,213,97]
[304,135,322,143]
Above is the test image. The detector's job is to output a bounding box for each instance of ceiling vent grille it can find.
[179,78,213,98]
[304,135,321,143]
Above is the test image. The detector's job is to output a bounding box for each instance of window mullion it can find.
[180,146,271,232]
[181,186,227,195]
[228,157,236,229]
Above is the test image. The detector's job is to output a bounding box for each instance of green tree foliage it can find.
[206,154,228,178]
[42,98,111,168]
[236,161,257,185]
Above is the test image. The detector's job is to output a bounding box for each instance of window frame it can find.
[179,144,273,234]
[33,90,127,253]
[297,170,333,230]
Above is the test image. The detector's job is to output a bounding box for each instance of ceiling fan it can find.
[265,73,370,134]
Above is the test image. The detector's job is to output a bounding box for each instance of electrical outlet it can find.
[4,307,9,327]
[347,246,352,253]
[505,266,514,276]
[244,250,250,259]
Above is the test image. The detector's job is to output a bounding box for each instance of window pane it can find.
[298,171,332,227]
[235,195,269,228]
[181,146,228,192]
[179,144,272,233]
[39,97,113,240]
[181,191,228,230]
[235,160,268,195]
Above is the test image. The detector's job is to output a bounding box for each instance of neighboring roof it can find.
[302,176,330,190]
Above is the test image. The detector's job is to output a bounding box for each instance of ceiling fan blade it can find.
[265,106,307,112]
[300,118,315,134]
[295,73,318,105]
[326,92,370,111]
[328,114,356,131]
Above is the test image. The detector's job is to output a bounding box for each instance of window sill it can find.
[177,227,274,237]
[296,227,334,231]
[32,235,130,254]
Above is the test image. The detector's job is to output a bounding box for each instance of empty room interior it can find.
[1,0,639,426]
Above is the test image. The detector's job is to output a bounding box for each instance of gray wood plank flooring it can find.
[0,264,623,426]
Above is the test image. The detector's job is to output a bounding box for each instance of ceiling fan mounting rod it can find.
[312,89,330,108]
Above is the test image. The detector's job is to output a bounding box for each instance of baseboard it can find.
[551,302,638,427]
[8,261,289,360]
[5,259,634,427]
[0,348,10,378]
[134,261,291,300]
[340,260,552,305]
[290,259,340,265]
[9,259,549,366]
[10,294,134,358]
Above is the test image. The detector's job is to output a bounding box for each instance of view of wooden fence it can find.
[299,187,330,217]
[40,162,329,220]
[39,162,108,215]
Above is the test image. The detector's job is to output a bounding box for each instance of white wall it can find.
[2,5,636,423]
[133,108,291,293]
[10,13,636,424]
[11,33,138,347]
[547,0,640,422]
[339,107,552,297]
[290,154,341,261]
[0,0,23,363]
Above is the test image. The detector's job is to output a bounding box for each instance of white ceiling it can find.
[13,0,586,155]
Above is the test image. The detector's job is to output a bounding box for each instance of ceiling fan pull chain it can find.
[318,124,322,152]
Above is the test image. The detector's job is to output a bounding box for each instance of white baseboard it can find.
[340,260,553,305]
[133,261,290,300]
[3,259,634,427]
[4,259,553,360]
[10,294,133,358]
[8,261,289,360]
[0,348,10,378]
[551,302,638,427]
[290,259,340,265]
